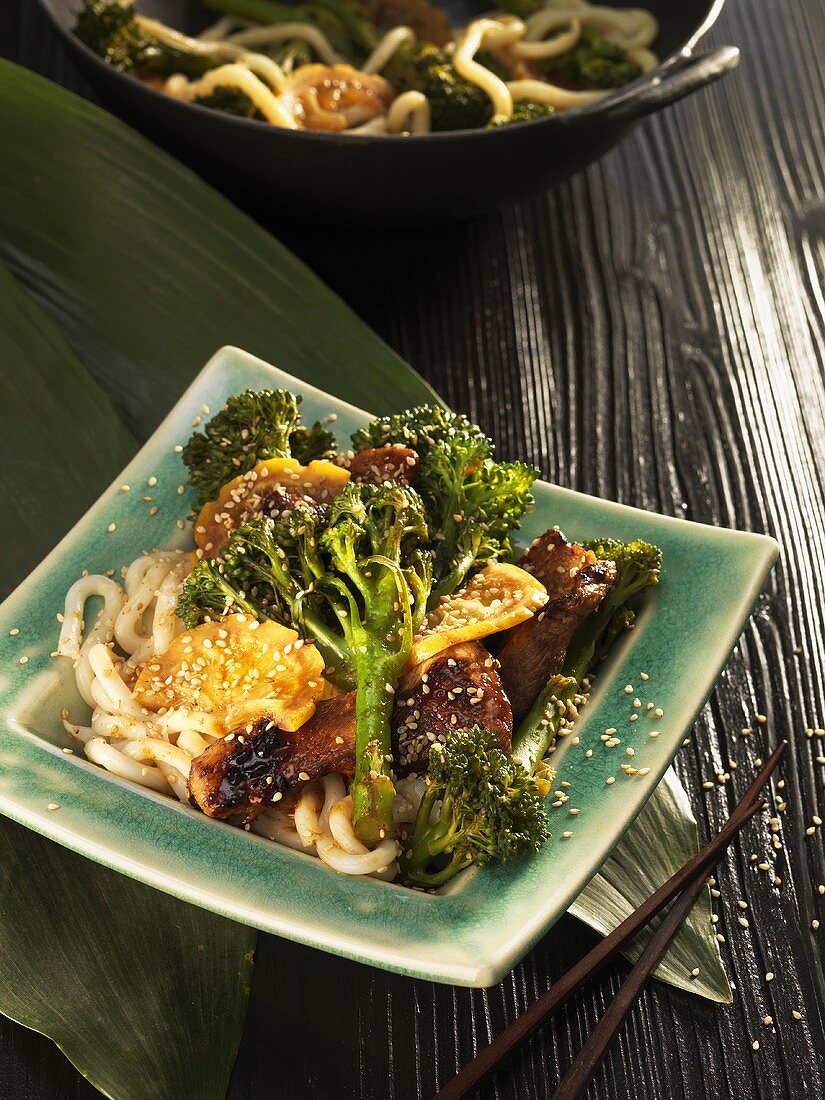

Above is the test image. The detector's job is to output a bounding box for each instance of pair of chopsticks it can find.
[435,742,785,1100]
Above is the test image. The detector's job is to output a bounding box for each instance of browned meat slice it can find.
[188,693,355,821]
[259,485,329,523]
[340,444,420,486]
[189,638,514,816]
[392,641,512,777]
[517,527,598,600]
[497,529,616,723]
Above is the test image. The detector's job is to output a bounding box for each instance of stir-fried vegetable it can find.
[182,388,335,510]
[353,405,537,601]
[319,482,432,841]
[399,724,549,886]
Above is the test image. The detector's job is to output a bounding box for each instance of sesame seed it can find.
[606,776,616,785]
[752,1041,760,1051]
[765,972,774,981]
[690,968,700,978]
[703,781,715,790]
[47,803,60,811]
[633,698,641,708]
[9,628,20,637]
[147,476,157,487]
[630,714,638,722]
[738,916,750,928]
[119,484,131,493]
[813,920,820,931]
[174,444,183,453]
[626,747,635,757]
[650,730,660,738]
[655,708,664,718]
[562,831,573,838]
[763,1015,773,1027]
[639,767,650,776]
[792,1010,803,1021]
[62,747,74,755]
[298,771,310,782]
[107,522,116,533]
[640,672,649,681]
[19,656,28,666]
[624,685,633,694]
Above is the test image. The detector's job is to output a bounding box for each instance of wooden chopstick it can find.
[433,741,785,1100]
[550,865,711,1100]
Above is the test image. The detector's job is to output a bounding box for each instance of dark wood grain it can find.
[1,1,824,1099]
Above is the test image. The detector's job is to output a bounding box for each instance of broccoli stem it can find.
[403,787,473,886]
[510,675,578,775]
[299,609,355,688]
[351,634,398,844]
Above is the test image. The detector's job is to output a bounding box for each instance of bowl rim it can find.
[39,0,729,143]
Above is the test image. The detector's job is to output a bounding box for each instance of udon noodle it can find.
[57,550,405,877]
[76,0,659,134]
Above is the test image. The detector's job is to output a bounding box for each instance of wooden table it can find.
[1,1,823,1097]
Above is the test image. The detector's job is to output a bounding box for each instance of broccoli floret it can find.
[352,405,483,456]
[490,101,556,125]
[181,389,335,511]
[382,42,493,131]
[176,546,264,628]
[566,538,662,674]
[177,508,354,683]
[353,405,537,601]
[537,26,643,90]
[319,482,432,842]
[74,0,224,78]
[400,725,548,887]
[195,87,265,120]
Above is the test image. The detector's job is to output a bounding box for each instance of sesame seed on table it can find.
[1,0,824,1098]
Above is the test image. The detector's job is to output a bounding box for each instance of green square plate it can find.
[0,347,778,987]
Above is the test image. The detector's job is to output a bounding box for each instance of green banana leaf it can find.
[0,59,437,441]
[571,766,732,1003]
[0,56,729,1097]
[0,260,255,1099]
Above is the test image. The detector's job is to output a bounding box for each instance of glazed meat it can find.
[517,527,597,600]
[259,485,329,523]
[188,638,513,818]
[392,641,512,776]
[188,693,355,821]
[342,444,420,487]
[497,530,616,723]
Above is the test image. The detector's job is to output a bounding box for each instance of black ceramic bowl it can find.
[40,0,738,223]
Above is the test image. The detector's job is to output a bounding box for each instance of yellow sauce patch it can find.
[195,457,349,556]
[135,615,324,732]
[407,563,547,667]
